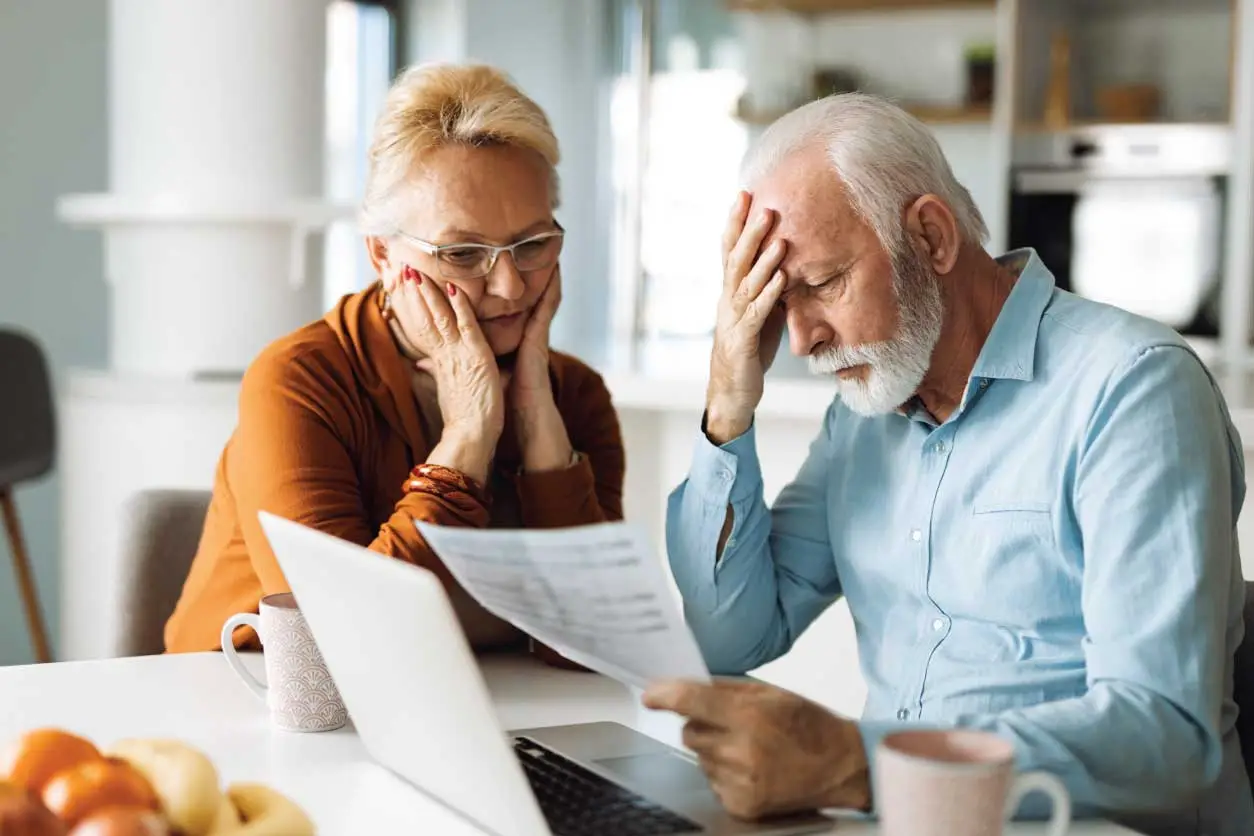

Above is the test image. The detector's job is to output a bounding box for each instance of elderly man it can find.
[643,92,1253,835]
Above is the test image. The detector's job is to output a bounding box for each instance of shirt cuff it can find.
[688,419,764,507]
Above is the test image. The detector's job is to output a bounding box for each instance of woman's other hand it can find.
[396,265,503,484]
[509,268,575,472]
[510,265,561,413]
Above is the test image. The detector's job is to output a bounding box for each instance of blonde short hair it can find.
[359,62,561,235]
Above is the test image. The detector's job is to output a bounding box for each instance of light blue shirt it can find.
[666,250,1253,835]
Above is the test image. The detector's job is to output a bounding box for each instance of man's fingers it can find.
[642,680,734,728]
[721,191,751,273]
[723,207,776,296]
[711,773,770,822]
[681,720,727,756]
[739,270,787,335]
[731,239,787,317]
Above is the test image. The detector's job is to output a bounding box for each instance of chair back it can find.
[1236,581,1254,798]
[115,489,212,656]
[0,329,55,489]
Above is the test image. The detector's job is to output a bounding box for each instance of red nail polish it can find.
[405,266,416,282]
[415,271,424,286]
[447,283,457,297]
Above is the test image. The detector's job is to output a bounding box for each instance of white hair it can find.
[740,92,988,251]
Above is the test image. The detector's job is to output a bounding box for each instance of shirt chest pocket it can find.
[972,501,1052,538]
[956,501,1077,630]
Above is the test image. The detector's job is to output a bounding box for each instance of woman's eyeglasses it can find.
[393,226,565,281]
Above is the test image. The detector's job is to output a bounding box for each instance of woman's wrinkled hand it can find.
[508,268,575,472]
[394,265,504,473]
[510,266,562,415]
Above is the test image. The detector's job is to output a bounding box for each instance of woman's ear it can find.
[365,236,393,285]
[903,195,960,276]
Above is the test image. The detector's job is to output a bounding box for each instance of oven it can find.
[1008,124,1232,338]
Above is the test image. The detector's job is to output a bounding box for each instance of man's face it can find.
[750,147,944,415]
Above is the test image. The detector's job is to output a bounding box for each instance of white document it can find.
[414,520,711,689]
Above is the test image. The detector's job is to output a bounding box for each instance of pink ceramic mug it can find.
[221,592,348,732]
[875,729,1071,836]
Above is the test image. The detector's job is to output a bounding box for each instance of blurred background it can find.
[2,0,1252,713]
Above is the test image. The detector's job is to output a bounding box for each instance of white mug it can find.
[876,729,1071,836]
[221,592,348,732]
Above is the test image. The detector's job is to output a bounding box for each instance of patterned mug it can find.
[221,593,348,732]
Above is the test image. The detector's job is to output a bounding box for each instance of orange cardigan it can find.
[164,283,625,653]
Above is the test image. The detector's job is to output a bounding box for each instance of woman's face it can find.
[370,143,560,357]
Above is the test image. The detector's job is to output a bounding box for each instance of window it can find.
[323,0,399,311]
[606,0,750,372]
[604,0,1005,379]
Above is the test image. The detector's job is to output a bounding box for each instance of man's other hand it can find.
[642,678,871,820]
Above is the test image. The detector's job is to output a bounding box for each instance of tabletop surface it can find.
[0,652,1141,835]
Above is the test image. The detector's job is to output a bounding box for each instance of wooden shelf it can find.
[727,0,995,14]
[905,103,994,123]
[736,99,992,126]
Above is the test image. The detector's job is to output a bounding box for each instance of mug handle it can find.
[1005,771,1071,836]
[221,613,267,701]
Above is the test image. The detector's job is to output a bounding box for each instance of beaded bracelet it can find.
[405,463,491,508]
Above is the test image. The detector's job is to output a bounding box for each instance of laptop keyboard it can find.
[512,737,703,835]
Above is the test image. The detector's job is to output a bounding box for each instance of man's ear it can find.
[902,195,960,276]
[365,236,392,282]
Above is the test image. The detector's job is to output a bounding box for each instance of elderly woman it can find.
[164,63,624,659]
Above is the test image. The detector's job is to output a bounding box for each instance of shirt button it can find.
[932,618,946,631]
[979,379,990,389]
[934,441,947,454]
[909,529,922,542]
[896,709,909,720]
[720,470,733,482]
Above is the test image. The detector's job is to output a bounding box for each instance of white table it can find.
[0,652,1140,835]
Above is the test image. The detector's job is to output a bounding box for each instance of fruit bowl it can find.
[0,728,315,835]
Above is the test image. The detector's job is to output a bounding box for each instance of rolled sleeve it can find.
[666,407,841,675]
[665,424,763,613]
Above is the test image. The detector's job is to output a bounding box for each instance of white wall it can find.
[0,0,110,665]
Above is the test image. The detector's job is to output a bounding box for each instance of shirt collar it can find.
[890,248,1055,423]
[968,247,1056,383]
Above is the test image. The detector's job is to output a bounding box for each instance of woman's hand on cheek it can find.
[510,266,562,415]
[509,268,574,473]
[396,266,504,483]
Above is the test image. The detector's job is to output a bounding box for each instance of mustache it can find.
[808,343,886,374]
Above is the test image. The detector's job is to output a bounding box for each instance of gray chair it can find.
[115,488,212,656]
[0,329,56,663]
[1236,581,1254,797]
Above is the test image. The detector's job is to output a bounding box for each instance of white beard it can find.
[807,245,944,417]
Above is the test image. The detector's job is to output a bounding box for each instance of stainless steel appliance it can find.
[1009,123,1232,337]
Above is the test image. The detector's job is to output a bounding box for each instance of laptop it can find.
[256,511,834,836]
